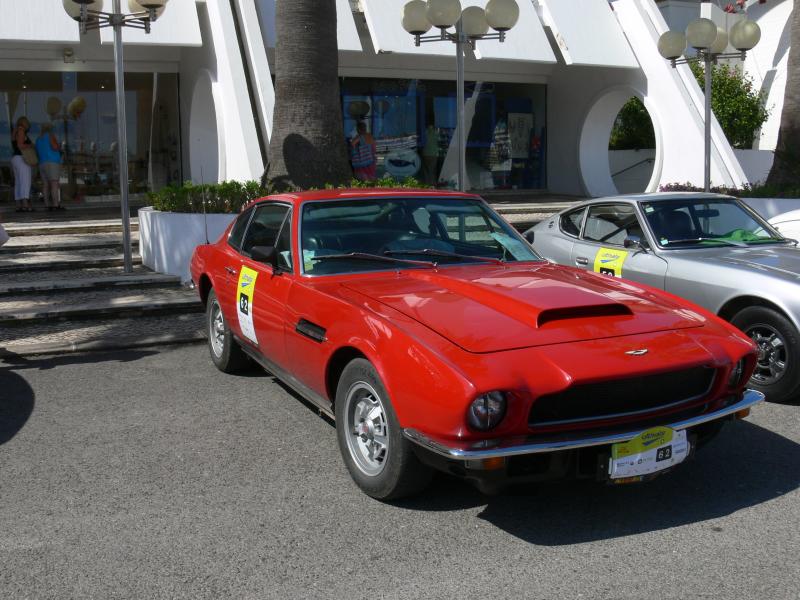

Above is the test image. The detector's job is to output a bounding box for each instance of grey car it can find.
[527,193,800,403]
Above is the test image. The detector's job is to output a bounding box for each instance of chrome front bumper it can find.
[403,389,764,460]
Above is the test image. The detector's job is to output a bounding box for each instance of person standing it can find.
[350,121,377,181]
[11,116,34,212]
[36,123,64,211]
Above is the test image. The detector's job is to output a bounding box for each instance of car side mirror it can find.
[250,245,279,269]
[524,230,535,244]
[623,235,646,250]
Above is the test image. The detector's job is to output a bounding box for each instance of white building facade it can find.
[0,0,789,201]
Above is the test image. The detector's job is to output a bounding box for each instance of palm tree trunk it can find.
[766,4,800,187]
[266,0,352,190]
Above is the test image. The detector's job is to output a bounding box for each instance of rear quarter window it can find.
[560,208,585,237]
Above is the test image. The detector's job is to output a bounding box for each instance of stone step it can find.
[0,264,151,285]
[0,312,206,357]
[1,232,140,254]
[4,218,139,237]
[0,287,202,324]
[0,249,142,273]
[0,272,180,296]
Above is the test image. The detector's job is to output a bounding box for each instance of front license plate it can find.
[609,426,689,480]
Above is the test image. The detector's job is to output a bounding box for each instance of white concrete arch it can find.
[189,69,225,183]
[578,85,662,197]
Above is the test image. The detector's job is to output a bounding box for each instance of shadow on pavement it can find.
[0,348,158,371]
[0,369,34,444]
[400,420,800,544]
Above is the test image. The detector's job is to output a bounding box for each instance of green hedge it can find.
[148,176,429,213]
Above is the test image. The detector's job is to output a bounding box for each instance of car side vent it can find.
[537,304,633,327]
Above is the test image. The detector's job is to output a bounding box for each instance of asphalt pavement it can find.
[1,344,798,599]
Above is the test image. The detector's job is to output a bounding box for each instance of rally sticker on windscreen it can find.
[237,266,259,345]
[593,247,628,277]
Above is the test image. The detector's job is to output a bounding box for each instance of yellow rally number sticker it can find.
[237,266,259,345]
[593,247,628,277]
[611,426,674,460]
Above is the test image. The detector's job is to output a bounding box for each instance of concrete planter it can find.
[139,207,236,283]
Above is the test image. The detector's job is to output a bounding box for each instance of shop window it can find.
[0,70,181,203]
[341,78,546,192]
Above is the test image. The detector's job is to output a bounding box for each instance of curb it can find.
[0,332,206,358]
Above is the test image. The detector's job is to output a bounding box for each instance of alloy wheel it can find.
[344,381,389,477]
[747,324,787,385]
[209,300,225,358]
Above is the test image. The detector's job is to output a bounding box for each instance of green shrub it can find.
[609,97,656,150]
[148,177,431,213]
[659,181,800,198]
[689,62,770,149]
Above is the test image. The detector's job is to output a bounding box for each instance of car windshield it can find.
[641,198,786,248]
[301,196,542,275]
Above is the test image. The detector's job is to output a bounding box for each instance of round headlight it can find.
[467,391,507,430]
[728,358,746,388]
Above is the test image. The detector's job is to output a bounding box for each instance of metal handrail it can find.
[612,157,655,178]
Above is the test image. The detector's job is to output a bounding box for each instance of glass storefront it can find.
[341,78,546,191]
[1,71,181,202]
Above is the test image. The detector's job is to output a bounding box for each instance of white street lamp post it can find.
[658,15,760,193]
[402,0,519,192]
[63,0,170,274]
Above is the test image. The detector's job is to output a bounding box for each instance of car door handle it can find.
[225,266,238,275]
[575,257,589,266]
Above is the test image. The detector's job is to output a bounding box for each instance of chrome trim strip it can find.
[403,389,764,460]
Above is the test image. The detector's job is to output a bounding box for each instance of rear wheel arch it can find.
[198,274,213,306]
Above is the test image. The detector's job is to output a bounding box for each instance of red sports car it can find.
[190,190,763,499]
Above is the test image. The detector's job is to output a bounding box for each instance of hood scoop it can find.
[537,304,633,328]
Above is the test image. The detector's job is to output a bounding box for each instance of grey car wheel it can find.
[732,305,800,403]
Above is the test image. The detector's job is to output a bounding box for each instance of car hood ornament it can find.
[625,349,649,356]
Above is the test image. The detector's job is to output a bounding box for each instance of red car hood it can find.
[341,264,706,353]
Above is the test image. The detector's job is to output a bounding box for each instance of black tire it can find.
[731,306,800,403]
[335,358,433,500]
[206,289,250,373]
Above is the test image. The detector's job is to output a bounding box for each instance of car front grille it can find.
[528,366,716,428]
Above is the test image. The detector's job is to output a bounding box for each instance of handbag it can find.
[0,224,9,248]
[21,147,38,167]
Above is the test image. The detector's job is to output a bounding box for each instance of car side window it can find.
[560,207,585,238]
[275,211,293,272]
[582,204,644,246]
[228,207,254,250]
[241,204,290,256]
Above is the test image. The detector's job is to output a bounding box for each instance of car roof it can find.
[246,188,483,209]
[581,192,736,205]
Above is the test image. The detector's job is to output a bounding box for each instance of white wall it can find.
[610,149,657,194]
[742,0,792,151]
[179,0,265,184]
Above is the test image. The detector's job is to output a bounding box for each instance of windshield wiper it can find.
[310,252,435,268]
[384,248,505,265]
[665,237,748,248]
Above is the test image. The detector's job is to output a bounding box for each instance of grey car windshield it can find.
[641,199,785,248]
[301,197,541,275]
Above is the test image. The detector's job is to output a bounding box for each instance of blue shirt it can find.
[36,135,61,165]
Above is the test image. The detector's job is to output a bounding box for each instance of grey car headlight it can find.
[467,391,507,430]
